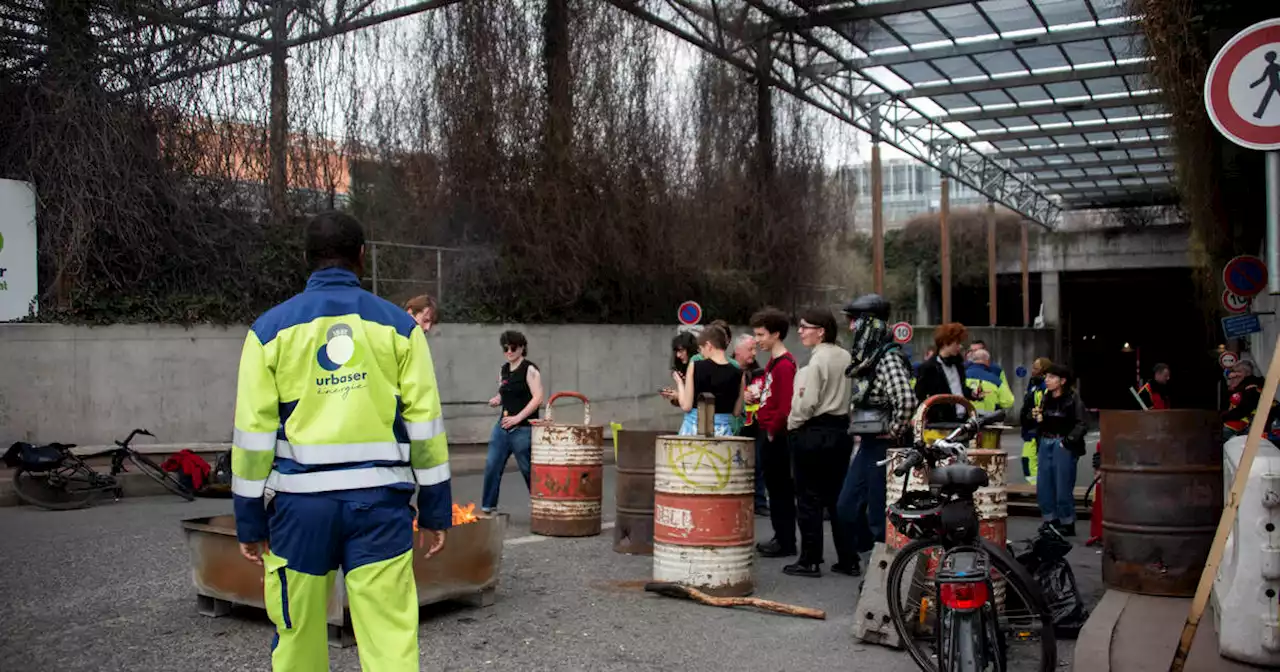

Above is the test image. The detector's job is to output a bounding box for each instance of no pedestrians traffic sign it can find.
[1205,18,1280,151]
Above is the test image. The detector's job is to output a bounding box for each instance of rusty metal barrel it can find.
[1100,409,1223,597]
[887,395,1009,609]
[653,396,756,596]
[614,429,663,554]
[530,392,604,537]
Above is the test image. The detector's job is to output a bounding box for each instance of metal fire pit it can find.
[181,512,508,647]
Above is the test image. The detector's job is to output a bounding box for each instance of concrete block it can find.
[852,542,903,649]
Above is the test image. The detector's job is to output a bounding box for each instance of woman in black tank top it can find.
[482,330,544,513]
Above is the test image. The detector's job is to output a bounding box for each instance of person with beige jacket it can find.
[784,308,857,578]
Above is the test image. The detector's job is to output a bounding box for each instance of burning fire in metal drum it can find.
[413,503,480,531]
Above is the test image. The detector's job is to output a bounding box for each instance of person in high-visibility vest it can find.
[964,349,1015,413]
[232,211,451,671]
[1018,357,1051,486]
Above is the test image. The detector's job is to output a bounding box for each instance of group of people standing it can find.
[662,297,918,578]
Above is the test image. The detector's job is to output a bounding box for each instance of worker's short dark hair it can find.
[304,211,365,272]
[1153,363,1169,376]
[749,308,790,340]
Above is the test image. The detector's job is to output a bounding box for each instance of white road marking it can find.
[505,521,615,546]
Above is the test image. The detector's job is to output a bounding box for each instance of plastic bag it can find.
[1035,559,1089,639]
[1012,521,1073,572]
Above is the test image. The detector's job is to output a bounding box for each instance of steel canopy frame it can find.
[0,1,463,90]
[606,0,1064,227]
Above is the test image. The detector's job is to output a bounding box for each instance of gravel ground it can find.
[0,458,1100,672]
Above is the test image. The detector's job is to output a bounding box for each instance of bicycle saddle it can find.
[930,463,989,489]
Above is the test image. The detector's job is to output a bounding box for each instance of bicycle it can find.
[880,395,1056,672]
[5,429,195,510]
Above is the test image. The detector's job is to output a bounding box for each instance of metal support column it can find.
[871,108,884,296]
[987,200,997,326]
[941,177,951,324]
[1268,152,1280,294]
[1021,220,1031,327]
[436,248,444,305]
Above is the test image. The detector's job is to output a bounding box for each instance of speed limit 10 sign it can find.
[891,322,913,344]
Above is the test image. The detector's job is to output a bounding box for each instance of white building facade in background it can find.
[0,179,37,321]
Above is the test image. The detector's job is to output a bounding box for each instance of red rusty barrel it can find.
[614,429,663,555]
[530,392,604,537]
[653,397,756,596]
[1100,409,1222,597]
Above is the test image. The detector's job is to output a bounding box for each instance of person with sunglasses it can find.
[481,330,544,514]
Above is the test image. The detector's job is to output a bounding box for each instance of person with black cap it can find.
[1029,363,1087,536]
[836,294,918,562]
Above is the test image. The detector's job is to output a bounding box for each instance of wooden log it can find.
[644,582,827,620]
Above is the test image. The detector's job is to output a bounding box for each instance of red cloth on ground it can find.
[160,449,211,491]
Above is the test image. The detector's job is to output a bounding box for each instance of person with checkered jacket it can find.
[836,294,919,564]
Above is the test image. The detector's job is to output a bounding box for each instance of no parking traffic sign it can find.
[1223,255,1268,298]
[1205,18,1280,151]
[677,301,702,326]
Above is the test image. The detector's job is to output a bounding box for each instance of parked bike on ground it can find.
[4,429,195,510]
[881,396,1056,672]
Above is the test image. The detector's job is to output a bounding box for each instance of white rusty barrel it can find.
[653,397,755,596]
[530,392,604,537]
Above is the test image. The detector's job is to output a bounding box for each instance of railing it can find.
[365,240,463,304]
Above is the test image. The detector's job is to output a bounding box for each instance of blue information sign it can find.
[1015,366,1028,378]
[1222,313,1263,339]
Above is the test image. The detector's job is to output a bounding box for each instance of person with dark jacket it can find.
[1019,357,1051,486]
[914,322,982,423]
[1029,364,1087,536]
[837,294,918,565]
[1224,360,1271,438]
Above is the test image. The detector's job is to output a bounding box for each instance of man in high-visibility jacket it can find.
[964,349,1015,413]
[232,211,451,671]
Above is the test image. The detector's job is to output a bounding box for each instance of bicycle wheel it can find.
[12,466,107,510]
[128,452,195,501]
[886,537,1057,672]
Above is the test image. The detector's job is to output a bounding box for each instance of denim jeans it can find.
[837,435,888,553]
[1036,436,1078,524]
[481,423,532,511]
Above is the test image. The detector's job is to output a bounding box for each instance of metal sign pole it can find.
[1269,151,1280,294]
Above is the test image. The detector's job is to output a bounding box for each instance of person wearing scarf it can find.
[835,294,918,565]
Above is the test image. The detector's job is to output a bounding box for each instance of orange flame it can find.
[412,502,480,531]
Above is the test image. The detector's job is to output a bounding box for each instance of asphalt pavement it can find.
[0,439,1101,672]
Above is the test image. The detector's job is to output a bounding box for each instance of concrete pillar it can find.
[1041,271,1061,328]
[915,266,931,325]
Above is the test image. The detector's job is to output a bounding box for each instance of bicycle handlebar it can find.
[115,428,155,448]
[880,410,1006,475]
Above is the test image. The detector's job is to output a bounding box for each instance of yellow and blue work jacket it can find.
[231,267,451,542]
[964,362,1015,413]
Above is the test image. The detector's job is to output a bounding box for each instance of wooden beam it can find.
[1170,334,1280,670]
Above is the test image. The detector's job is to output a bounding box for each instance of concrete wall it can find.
[0,322,812,448]
[996,226,1192,275]
[0,321,1053,447]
